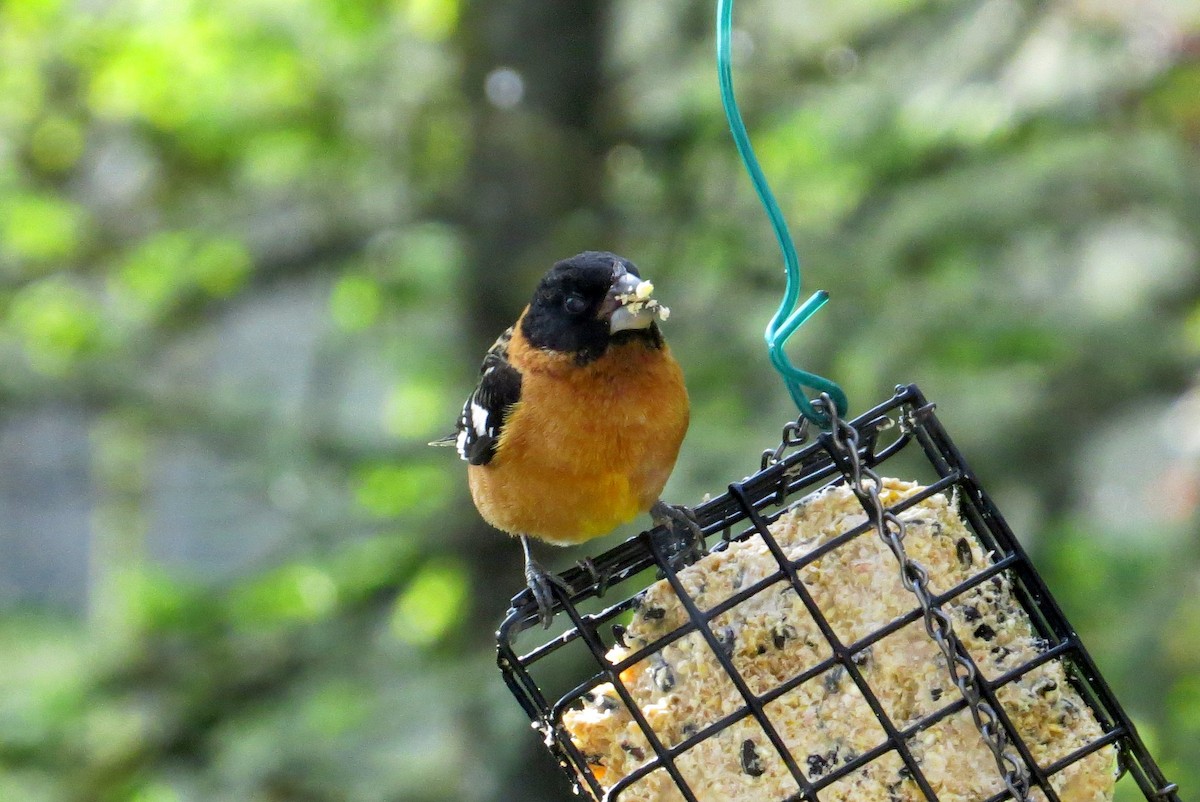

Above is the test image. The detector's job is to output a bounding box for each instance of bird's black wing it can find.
[448,327,523,465]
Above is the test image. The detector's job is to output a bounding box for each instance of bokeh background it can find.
[0,0,1197,799]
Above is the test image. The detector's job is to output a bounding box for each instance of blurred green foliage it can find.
[0,0,1197,800]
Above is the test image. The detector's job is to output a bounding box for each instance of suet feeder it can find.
[497,386,1180,801]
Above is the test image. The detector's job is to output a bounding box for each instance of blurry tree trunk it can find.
[455,0,611,630]
[454,2,611,799]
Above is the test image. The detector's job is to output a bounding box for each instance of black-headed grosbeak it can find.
[434,251,696,626]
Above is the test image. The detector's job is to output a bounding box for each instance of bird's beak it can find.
[600,264,670,334]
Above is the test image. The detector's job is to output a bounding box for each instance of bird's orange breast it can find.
[468,332,688,545]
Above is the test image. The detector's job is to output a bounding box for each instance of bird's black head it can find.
[521,251,666,363]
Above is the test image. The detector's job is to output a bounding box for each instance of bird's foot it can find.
[522,536,571,629]
[576,557,612,598]
[650,501,706,573]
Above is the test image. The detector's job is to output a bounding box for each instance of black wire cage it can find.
[496,384,1181,802]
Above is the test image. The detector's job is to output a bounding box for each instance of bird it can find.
[432,251,699,627]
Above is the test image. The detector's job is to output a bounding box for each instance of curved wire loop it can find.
[716,0,848,428]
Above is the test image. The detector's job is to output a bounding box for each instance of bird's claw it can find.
[576,557,612,597]
[525,556,571,629]
[650,501,706,572]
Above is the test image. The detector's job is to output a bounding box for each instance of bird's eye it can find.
[563,293,589,315]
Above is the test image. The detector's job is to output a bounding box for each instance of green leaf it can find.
[113,232,252,318]
[403,0,460,41]
[330,274,382,332]
[112,568,200,633]
[0,194,86,265]
[192,237,251,297]
[352,463,448,518]
[29,115,85,173]
[383,379,447,440]
[227,563,339,626]
[7,278,102,372]
[391,558,468,646]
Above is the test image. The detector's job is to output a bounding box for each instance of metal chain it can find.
[761,416,811,470]
[821,396,1032,802]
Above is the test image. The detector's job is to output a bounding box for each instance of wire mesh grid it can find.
[496,384,1180,802]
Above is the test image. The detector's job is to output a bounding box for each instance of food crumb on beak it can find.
[613,281,670,323]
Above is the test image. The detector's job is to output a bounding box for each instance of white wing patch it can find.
[453,385,513,464]
[471,401,490,437]
[450,325,521,466]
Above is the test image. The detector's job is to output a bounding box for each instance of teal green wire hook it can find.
[716,0,848,428]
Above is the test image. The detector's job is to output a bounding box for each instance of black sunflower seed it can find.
[651,661,675,692]
[806,752,830,777]
[956,537,973,568]
[741,740,765,776]
[1035,679,1058,696]
[772,623,796,650]
[823,665,846,693]
[715,626,736,658]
